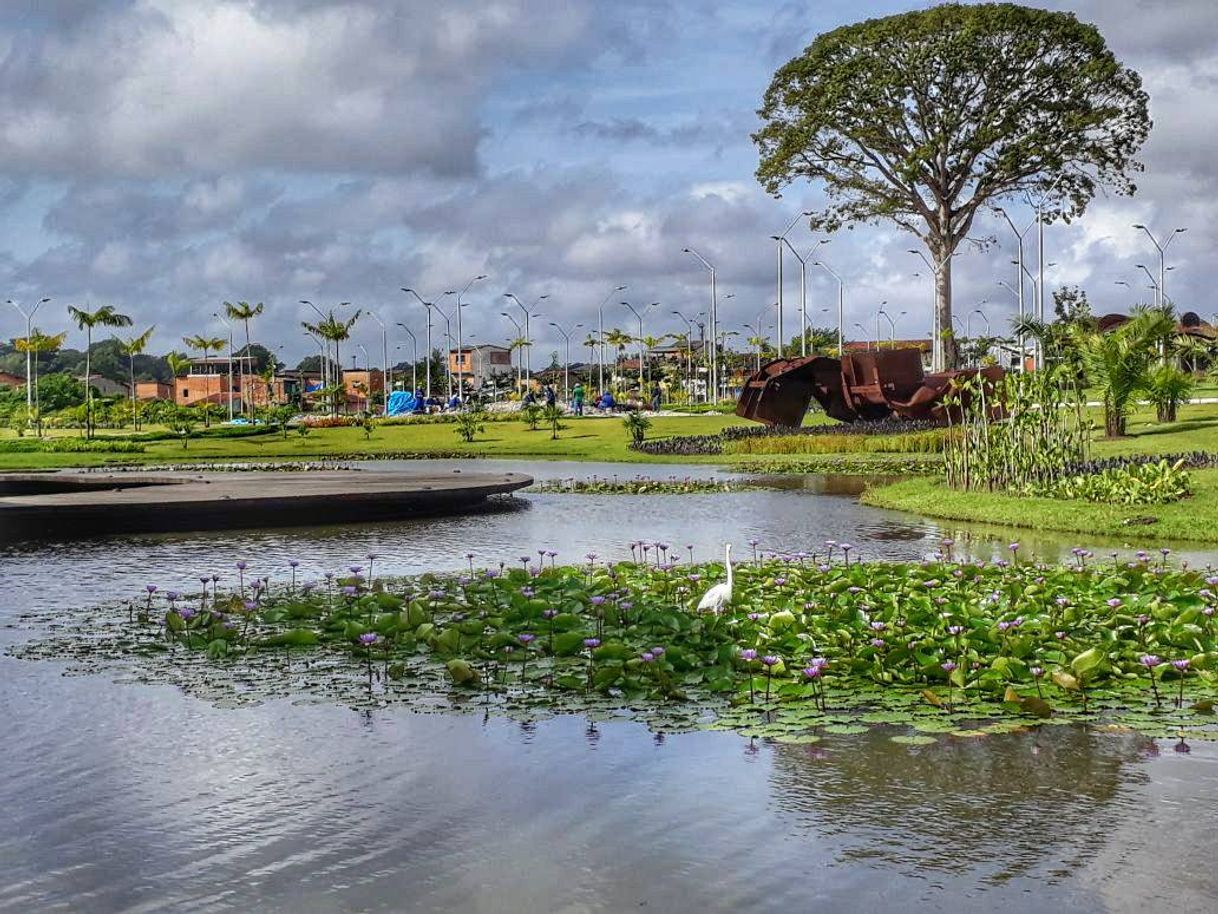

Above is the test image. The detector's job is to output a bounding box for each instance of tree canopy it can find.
[754,2,1150,367]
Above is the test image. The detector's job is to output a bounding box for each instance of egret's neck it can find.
[725,548,733,587]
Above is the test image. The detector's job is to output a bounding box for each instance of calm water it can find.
[2,460,1217,912]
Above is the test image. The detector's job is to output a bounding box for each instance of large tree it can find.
[754,3,1150,368]
[67,304,131,437]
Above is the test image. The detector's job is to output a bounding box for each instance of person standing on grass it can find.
[572,381,585,416]
[650,383,661,412]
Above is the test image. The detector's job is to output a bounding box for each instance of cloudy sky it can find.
[0,0,1215,367]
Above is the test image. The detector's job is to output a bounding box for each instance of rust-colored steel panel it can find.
[735,348,1005,426]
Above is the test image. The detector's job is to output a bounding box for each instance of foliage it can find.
[542,403,564,440]
[944,369,1091,492]
[25,552,1218,745]
[727,430,944,456]
[1071,307,1175,437]
[1032,458,1191,505]
[623,410,652,446]
[453,409,486,443]
[167,408,197,449]
[0,437,145,454]
[359,414,376,441]
[1142,363,1194,424]
[754,3,1149,367]
[520,403,543,431]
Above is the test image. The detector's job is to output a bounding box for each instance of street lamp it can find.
[445,274,486,401]
[813,258,844,356]
[429,302,455,401]
[299,299,332,393]
[682,248,718,399]
[852,322,867,350]
[774,236,829,357]
[908,249,957,371]
[504,292,549,379]
[6,297,50,422]
[773,209,813,359]
[1134,264,1160,304]
[1132,224,1186,308]
[548,321,583,402]
[367,312,391,415]
[395,323,418,393]
[621,300,658,392]
[873,300,889,351]
[501,311,525,391]
[671,309,702,402]
[213,310,236,421]
[992,205,1035,361]
[597,285,626,393]
[401,288,439,401]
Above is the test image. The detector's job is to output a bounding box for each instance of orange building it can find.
[134,380,172,401]
[447,345,512,388]
[341,369,384,411]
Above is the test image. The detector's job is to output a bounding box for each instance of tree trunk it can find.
[84,333,93,439]
[1157,402,1176,423]
[1104,402,1125,438]
[936,251,958,370]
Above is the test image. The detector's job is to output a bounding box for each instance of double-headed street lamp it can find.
[671,309,702,402]
[366,312,391,415]
[812,258,845,357]
[501,311,525,390]
[774,236,829,357]
[504,292,549,380]
[621,300,658,392]
[682,248,718,399]
[6,296,50,420]
[395,323,418,393]
[445,274,487,400]
[549,321,583,402]
[597,285,626,393]
[401,288,439,401]
[773,210,813,359]
[1132,224,1186,308]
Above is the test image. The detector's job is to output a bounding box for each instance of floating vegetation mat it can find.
[11,546,1218,746]
[528,475,759,495]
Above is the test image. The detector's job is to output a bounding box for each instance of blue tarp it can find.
[386,390,417,416]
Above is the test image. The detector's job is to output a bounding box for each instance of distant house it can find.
[340,368,384,411]
[448,345,512,389]
[0,370,24,388]
[79,373,128,396]
[134,380,173,401]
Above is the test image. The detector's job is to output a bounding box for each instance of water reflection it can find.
[769,727,1150,882]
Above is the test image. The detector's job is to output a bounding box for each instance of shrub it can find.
[1142,364,1194,424]
[541,403,564,440]
[0,438,145,454]
[623,411,652,446]
[1031,458,1191,505]
[725,430,944,456]
[520,403,543,431]
[454,410,486,443]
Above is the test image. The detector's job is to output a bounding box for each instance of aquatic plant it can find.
[17,547,1218,746]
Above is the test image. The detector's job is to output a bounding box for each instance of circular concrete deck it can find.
[0,469,532,539]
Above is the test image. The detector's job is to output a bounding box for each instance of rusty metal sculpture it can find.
[736,348,1003,426]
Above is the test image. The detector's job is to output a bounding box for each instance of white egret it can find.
[696,543,733,612]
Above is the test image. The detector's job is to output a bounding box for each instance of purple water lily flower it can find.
[1172,659,1190,671]
[358,633,379,646]
[942,661,957,673]
[761,655,780,667]
[651,647,665,657]
[583,638,601,650]
[739,648,758,661]
[640,652,655,663]
[145,584,158,594]
[1139,654,1162,669]
[518,633,536,645]
[341,585,358,597]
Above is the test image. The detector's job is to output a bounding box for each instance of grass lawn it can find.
[860,469,1218,544]
[0,414,754,470]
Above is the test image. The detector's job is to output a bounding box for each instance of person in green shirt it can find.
[572,382,586,416]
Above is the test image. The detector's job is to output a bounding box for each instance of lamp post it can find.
[401,288,439,401]
[597,285,626,394]
[6,297,49,421]
[813,259,844,356]
[501,311,525,391]
[431,303,455,401]
[873,300,889,351]
[504,292,549,380]
[395,323,418,393]
[671,309,702,402]
[992,206,1035,362]
[773,210,812,360]
[444,274,486,400]
[212,310,236,421]
[852,322,868,350]
[549,321,583,402]
[621,300,657,392]
[774,237,828,357]
[1133,224,1186,308]
[299,300,330,393]
[682,248,718,399]
[367,312,391,415]
[1134,264,1160,305]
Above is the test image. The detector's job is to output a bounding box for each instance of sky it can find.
[0,0,1215,368]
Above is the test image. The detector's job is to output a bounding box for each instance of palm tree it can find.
[223,301,265,417]
[67,304,132,437]
[14,328,67,436]
[603,328,633,389]
[115,325,155,431]
[302,310,360,415]
[1070,308,1175,437]
[508,335,529,392]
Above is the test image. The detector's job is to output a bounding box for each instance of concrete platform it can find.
[0,469,532,540]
